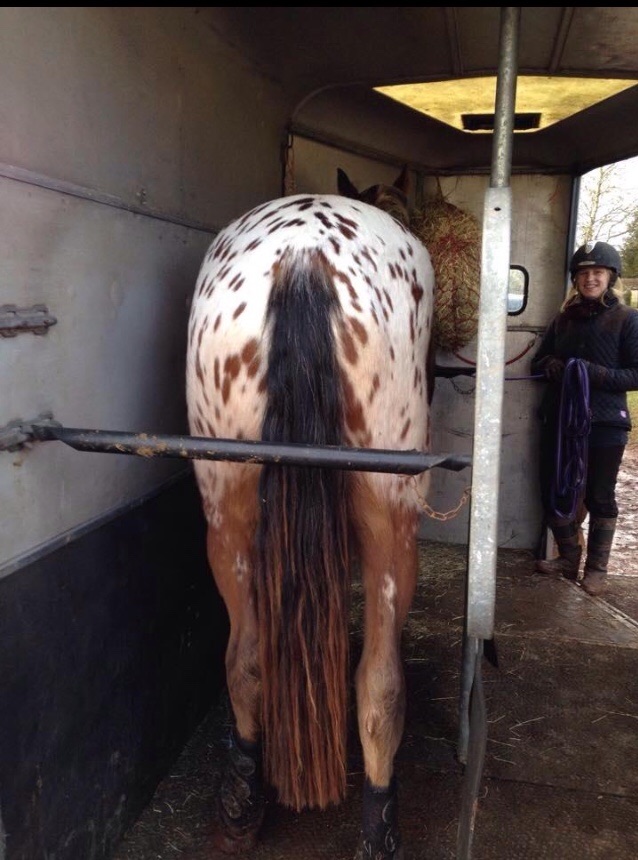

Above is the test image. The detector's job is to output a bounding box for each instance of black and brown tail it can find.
[255,248,351,811]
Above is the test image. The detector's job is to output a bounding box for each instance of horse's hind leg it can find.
[201,467,265,854]
[353,480,419,860]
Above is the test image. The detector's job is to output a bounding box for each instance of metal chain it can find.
[409,477,472,521]
[449,378,476,396]
[452,335,539,368]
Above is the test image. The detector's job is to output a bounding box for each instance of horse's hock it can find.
[412,198,481,353]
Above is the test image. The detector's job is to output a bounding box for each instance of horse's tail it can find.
[256,248,351,812]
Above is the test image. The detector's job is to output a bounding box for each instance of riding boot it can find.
[535,518,582,580]
[581,517,617,596]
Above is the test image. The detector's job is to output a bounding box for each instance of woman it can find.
[531,241,638,596]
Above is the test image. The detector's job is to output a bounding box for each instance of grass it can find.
[629,390,638,446]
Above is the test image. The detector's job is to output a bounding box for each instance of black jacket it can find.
[530,291,638,431]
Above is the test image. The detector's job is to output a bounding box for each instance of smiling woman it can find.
[531,239,638,596]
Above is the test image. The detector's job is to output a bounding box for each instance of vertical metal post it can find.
[466,6,519,640]
[457,637,487,857]
[457,8,520,859]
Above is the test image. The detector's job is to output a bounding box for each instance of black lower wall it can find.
[0,474,228,860]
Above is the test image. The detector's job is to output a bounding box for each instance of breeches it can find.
[539,424,625,519]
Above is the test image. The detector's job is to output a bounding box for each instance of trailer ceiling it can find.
[205,6,638,176]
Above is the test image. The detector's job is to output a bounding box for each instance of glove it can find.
[543,357,565,383]
[583,361,607,387]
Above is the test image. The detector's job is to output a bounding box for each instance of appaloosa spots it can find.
[187,191,434,507]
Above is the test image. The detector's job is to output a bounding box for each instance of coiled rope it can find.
[550,358,590,520]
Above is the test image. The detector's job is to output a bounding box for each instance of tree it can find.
[576,162,638,249]
[621,211,638,278]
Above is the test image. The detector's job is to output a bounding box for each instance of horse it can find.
[185,166,436,859]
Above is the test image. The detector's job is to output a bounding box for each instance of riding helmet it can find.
[570,241,622,280]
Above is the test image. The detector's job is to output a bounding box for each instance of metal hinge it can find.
[0,304,57,337]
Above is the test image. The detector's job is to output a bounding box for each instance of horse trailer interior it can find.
[1,7,638,860]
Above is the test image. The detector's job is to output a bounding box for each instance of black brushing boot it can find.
[213,729,266,854]
[356,776,403,860]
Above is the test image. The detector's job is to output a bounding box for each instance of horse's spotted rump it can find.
[186,191,434,514]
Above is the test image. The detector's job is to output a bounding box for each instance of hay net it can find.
[411,193,481,353]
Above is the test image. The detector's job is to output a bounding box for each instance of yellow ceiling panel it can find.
[375,76,637,133]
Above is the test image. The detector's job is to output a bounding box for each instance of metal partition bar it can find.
[2,417,471,475]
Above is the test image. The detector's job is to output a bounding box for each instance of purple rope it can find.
[454,368,588,519]
[505,374,542,380]
[550,358,590,520]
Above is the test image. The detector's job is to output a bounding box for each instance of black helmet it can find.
[570,241,622,279]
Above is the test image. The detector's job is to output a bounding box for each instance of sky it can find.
[614,155,638,195]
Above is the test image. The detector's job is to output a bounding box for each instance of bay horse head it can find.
[337,164,411,228]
